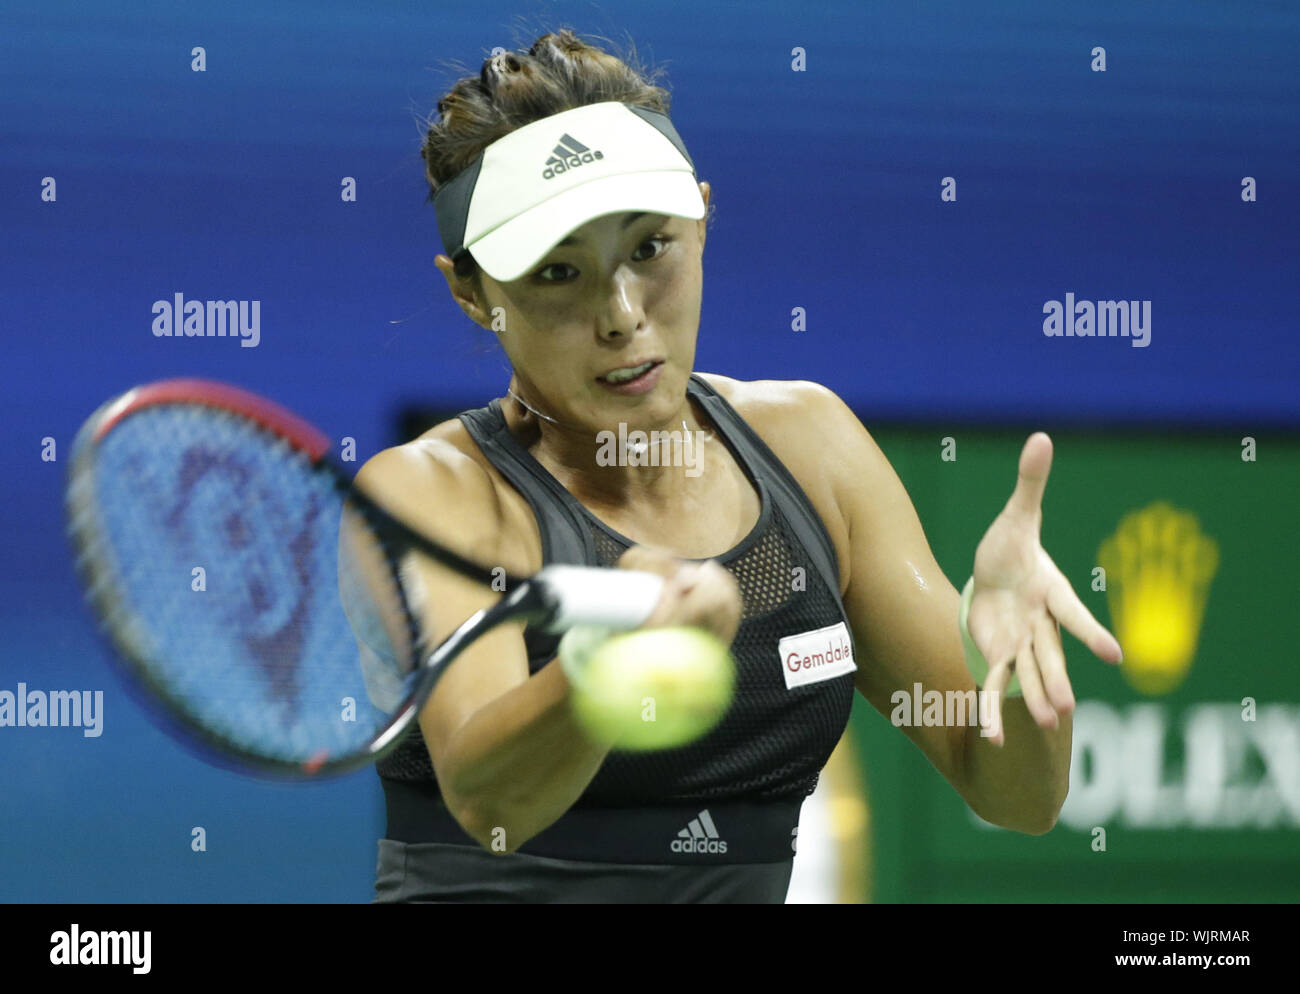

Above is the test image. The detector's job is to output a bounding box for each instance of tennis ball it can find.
[567,626,735,751]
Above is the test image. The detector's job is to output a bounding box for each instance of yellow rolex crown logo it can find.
[1097,501,1218,695]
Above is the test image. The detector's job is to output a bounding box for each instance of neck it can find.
[504,375,712,504]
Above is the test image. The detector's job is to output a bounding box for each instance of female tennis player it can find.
[364,28,1123,903]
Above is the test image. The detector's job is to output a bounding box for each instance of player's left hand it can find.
[969,432,1123,745]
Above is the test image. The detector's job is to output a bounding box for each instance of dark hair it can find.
[421,28,675,289]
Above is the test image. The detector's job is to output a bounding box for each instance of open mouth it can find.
[597,360,663,392]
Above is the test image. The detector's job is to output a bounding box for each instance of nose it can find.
[596,266,645,341]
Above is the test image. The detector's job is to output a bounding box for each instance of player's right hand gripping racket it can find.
[65,379,664,778]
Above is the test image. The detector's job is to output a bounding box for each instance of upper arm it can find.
[351,440,533,812]
[808,385,976,794]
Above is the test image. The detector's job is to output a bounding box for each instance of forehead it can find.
[555,211,664,247]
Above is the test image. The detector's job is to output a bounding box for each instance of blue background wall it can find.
[2,0,1296,900]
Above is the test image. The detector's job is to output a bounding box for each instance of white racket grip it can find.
[534,565,666,634]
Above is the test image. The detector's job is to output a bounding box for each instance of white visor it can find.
[434,102,705,282]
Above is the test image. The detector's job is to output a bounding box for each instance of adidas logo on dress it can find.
[670,809,728,854]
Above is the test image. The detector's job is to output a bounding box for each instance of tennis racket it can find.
[65,378,665,778]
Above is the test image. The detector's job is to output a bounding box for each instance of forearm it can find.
[961,701,1072,835]
[439,658,610,852]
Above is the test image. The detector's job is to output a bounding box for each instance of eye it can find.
[531,235,674,284]
[533,262,578,284]
[632,234,672,262]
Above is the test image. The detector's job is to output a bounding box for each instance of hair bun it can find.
[424,28,672,223]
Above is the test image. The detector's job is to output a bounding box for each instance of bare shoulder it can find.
[694,372,846,424]
[352,415,515,566]
[694,372,868,470]
[695,372,870,593]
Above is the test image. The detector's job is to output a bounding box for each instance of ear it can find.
[696,181,711,250]
[435,254,493,329]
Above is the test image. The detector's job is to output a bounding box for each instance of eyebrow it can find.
[555,212,652,247]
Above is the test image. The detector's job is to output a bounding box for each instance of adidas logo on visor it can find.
[670,809,728,854]
[542,133,604,180]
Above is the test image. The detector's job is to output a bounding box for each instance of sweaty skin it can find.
[354,179,1118,849]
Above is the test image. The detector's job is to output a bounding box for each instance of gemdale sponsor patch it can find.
[778,622,856,690]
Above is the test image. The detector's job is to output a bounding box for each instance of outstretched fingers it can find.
[1046,571,1123,665]
[1004,432,1054,523]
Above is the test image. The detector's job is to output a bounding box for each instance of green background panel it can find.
[845,427,1300,902]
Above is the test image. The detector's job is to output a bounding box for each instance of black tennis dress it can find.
[372,373,858,903]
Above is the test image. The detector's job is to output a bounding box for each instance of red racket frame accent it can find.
[92,378,332,461]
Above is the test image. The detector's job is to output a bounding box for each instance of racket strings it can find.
[74,404,423,766]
